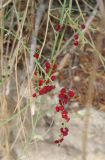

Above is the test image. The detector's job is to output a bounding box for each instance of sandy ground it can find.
[13,108,105,160]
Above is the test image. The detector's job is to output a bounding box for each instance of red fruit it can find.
[39,85,55,95]
[55,24,61,32]
[62,110,67,115]
[62,110,68,118]
[68,90,75,97]
[38,79,44,86]
[58,93,64,99]
[60,128,64,133]
[60,88,66,94]
[81,24,85,29]
[59,99,63,105]
[34,71,37,76]
[59,138,64,143]
[33,53,39,59]
[62,112,68,118]
[53,64,57,70]
[62,131,68,136]
[74,34,79,40]
[59,94,68,105]
[32,93,37,97]
[45,68,50,73]
[51,75,56,81]
[39,87,46,95]
[59,105,65,111]
[65,127,69,132]
[45,61,51,73]
[50,85,55,90]
[45,61,51,69]
[62,114,68,119]
[55,106,60,112]
[55,24,64,32]
[54,140,59,144]
[74,41,79,46]
[63,94,68,102]
[39,89,43,95]
[60,128,69,136]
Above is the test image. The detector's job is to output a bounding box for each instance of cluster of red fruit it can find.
[55,23,85,48]
[74,33,79,47]
[55,24,65,32]
[54,88,75,144]
[39,85,55,95]
[32,49,75,145]
[74,24,86,47]
[33,49,40,59]
[32,51,57,97]
[54,127,69,144]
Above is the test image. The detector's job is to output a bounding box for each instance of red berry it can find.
[62,110,68,118]
[55,24,64,32]
[32,93,37,97]
[59,93,64,99]
[45,68,50,73]
[39,85,55,95]
[59,99,63,105]
[53,64,57,70]
[33,53,39,59]
[81,24,85,29]
[74,34,79,40]
[34,71,37,76]
[62,110,67,114]
[55,106,60,112]
[59,94,68,105]
[74,41,79,46]
[60,128,69,136]
[68,90,75,97]
[59,138,64,143]
[65,127,69,132]
[45,61,51,69]
[38,79,44,86]
[62,114,67,119]
[55,24,61,32]
[60,128,64,133]
[62,131,68,136]
[60,88,66,94]
[54,140,59,144]
[59,105,65,111]
[51,75,56,81]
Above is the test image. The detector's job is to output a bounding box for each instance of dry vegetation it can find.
[0,0,105,160]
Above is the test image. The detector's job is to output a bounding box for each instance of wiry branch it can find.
[96,0,105,16]
[29,0,48,74]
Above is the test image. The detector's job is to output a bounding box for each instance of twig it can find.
[96,0,105,16]
[0,0,12,9]
[58,4,98,57]
[29,0,49,74]
[83,4,98,32]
